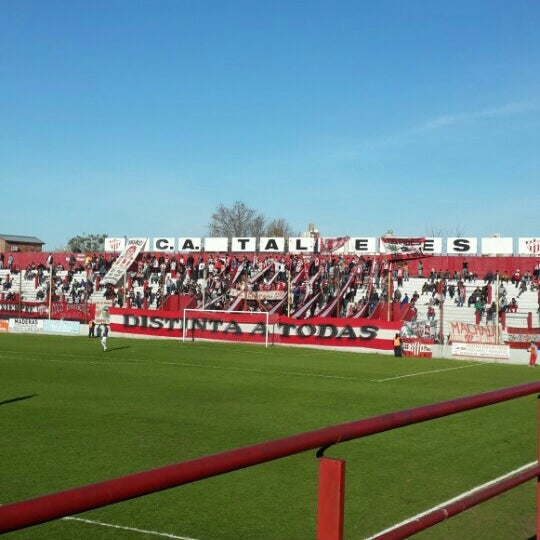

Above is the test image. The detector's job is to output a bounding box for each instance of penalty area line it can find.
[372,362,483,382]
[363,461,537,540]
[63,516,201,540]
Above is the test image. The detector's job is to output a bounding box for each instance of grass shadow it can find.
[0,394,38,406]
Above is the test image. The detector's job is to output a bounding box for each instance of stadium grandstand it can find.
[1,232,539,362]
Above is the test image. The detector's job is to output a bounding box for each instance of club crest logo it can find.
[525,239,540,254]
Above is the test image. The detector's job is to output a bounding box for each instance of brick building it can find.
[0,234,45,253]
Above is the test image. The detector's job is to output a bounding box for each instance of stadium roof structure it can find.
[0,234,45,245]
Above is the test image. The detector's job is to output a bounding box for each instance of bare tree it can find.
[208,201,265,237]
[426,225,466,238]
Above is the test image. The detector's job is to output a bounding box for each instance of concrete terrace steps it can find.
[4,268,539,334]
[391,276,539,336]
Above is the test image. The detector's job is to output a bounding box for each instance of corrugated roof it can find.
[0,234,45,244]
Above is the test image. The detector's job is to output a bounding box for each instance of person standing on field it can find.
[101,325,109,352]
[529,341,538,366]
[393,333,402,357]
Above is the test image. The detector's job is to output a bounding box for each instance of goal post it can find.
[182,309,276,347]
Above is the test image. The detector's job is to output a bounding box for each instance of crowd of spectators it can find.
[2,253,540,322]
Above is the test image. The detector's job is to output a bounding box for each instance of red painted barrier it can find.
[317,458,346,540]
[1,382,540,536]
[371,464,540,540]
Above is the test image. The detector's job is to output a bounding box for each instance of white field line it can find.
[371,362,484,382]
[0,352,360,380]
[0,504,200,540]
[63,516,201,539]
[363,461,537,540]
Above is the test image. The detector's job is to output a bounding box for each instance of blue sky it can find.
[2,1,539,250]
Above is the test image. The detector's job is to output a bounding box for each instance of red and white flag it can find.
[324,236,350,253]
[380,237,425,261]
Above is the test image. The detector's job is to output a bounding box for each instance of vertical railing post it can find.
[317,457,345,540]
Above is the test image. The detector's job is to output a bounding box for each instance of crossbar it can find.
[2,381,540,533]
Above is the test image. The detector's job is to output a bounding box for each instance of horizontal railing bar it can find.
[2,381,540,533]
[370,463,540,540]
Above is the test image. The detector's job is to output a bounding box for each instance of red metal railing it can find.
[2,381,540,538]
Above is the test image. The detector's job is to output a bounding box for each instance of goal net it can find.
[182,309,277,347]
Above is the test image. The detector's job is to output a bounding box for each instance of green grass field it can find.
[2,333,539,540]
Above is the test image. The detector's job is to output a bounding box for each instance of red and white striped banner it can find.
[109,308,401,352]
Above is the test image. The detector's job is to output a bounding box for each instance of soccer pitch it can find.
[2,334,539,540]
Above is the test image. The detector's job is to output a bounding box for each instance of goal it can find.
[182,309,276,347]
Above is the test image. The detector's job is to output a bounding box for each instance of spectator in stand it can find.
[427,305,436,321]
[486,302,496,325]
[517,279,528,298]
[0,253,4,269]
[511,269,522,287]
[3,274,11,290]
[396,266,404,287]
[468,288,479,307]
[421,281,433,295]
[474,297,485,322]
[8,254,14,269]
[534,261,540,281]
[507,298,518,313]
[483,284,491,301]
[456,284,466,307]
[400,293,409,308]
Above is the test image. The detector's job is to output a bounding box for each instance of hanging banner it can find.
[449,322,499,344]
[401,338,433,358]
[380,237,426,261]
[101,238,148,285]
[94,301,112,325]
[109,308,401,353]
[506,327,540,349]
[452,342,510,360]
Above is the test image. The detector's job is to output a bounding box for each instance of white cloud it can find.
[415,100,540,132]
